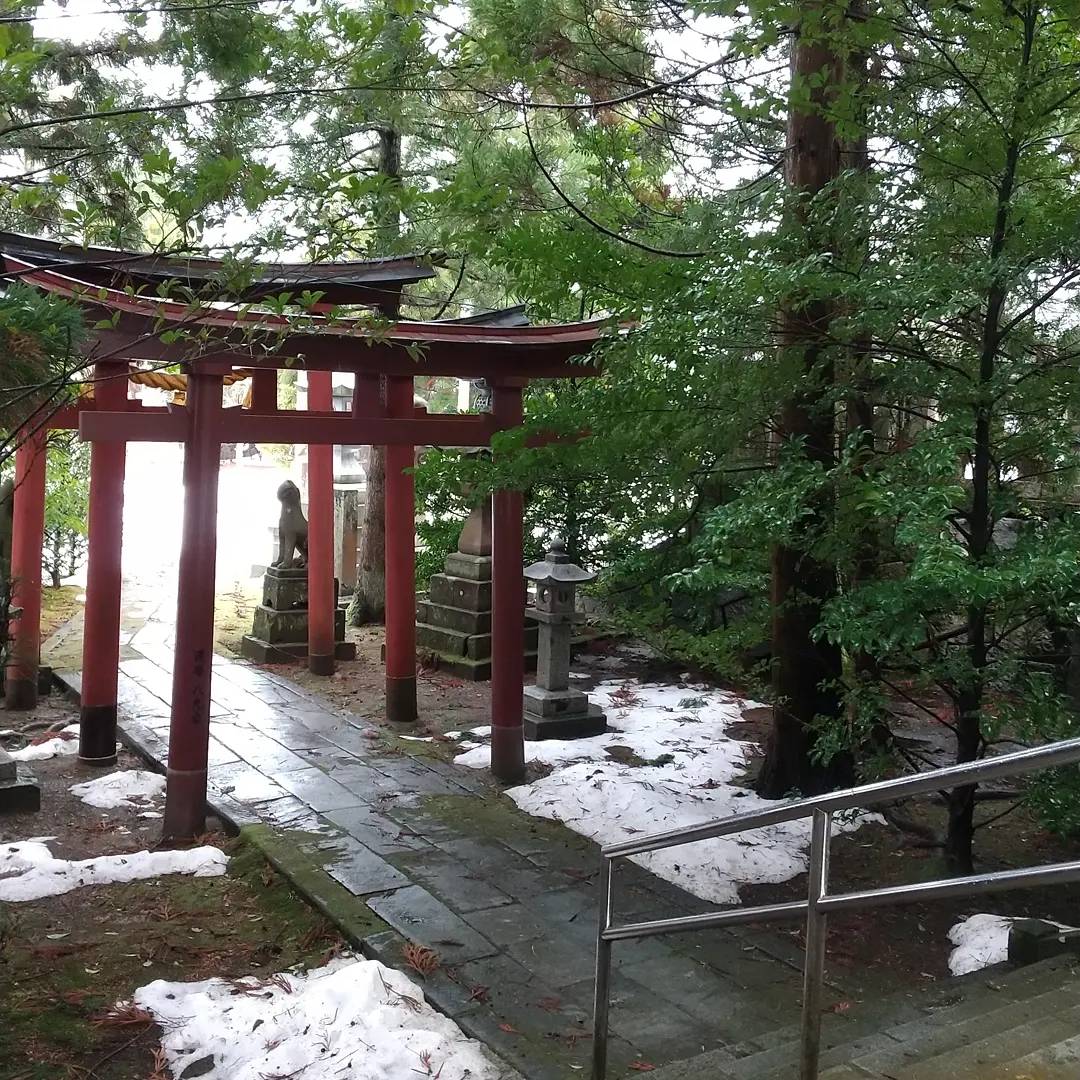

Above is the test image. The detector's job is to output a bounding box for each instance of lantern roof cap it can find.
[524,539,595,583]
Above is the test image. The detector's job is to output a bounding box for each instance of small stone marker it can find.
[0,745,41,813]
[522,539,606,740]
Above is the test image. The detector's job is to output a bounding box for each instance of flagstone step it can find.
[648,955,1080,1080]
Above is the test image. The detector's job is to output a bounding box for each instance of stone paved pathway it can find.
[46,582,867,1080]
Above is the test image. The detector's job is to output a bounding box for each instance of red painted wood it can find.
[250,368,277,412]
[5,428,47,709]
[306,371,336,676]
[384,375,417,724]
[79,361,129,762]
[80,409,188,443]
[80,409,494,447]
[163,371,223,839]
[6,256,606,379]
[490,384,526,783]
[351,373,383,418]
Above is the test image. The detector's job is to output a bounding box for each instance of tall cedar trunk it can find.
[758,4,853,798]
[349,16,404,627]
[843,0,882,739]
[944,9,1032,872]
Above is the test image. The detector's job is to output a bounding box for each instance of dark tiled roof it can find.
[0,231,439,305]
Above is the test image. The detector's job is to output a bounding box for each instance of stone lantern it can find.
[523,539,606,740]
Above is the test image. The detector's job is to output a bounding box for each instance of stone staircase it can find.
[649,954,1080,1080]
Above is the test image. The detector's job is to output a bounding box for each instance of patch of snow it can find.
[947,914,1014,975]
[399,735,434,743]
[8,723,81,761]
[134,954,506,1080]
[70,770,166,809]
[0,840,228,902]
[469,725,491,736]
[454,679,876,906]
[948,913,1079,975]
[443,730,463,739]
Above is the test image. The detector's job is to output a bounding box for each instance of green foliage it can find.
[42,435,89,588]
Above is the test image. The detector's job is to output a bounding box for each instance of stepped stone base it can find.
[423,650,539,682]
[240,637,356,663]
[241,568,354,665]
[416,552,536,682]
[416,620,538,661]
[0,748,40,812]
[524,700,606,740]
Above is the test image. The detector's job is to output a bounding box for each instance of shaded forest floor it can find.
[0,702,343,1080]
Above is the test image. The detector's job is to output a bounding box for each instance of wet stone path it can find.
[50,607,861,1080]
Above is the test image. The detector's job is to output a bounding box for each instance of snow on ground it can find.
[454,679,875,906]
[135,954,508,1080]
[7,724,81,761]
[0,839,227,901]
[948,914,1014,974]
[948,914,1079,975]
[70,769,166,809]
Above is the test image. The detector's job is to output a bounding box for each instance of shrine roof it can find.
[442,305,530,328]
[0,231,438,306]
[3,254,607,380]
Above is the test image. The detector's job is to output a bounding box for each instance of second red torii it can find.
[2,234,606,839]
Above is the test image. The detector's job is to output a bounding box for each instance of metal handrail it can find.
[591,736,1080,1080]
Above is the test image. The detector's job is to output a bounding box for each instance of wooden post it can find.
[5,427,47,710]
[79,361,128,763]
[251,368,277,412]
[384,374,416,723]
[163,370,223,839]
[490,382,526,782]
[307,370,336,675]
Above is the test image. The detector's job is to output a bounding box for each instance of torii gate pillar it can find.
[490,383,526,782]
[5,427,47,710]
[163,370,223,839]
[384,374,417,723]
[79,361,128,763]
[307,370,336,676]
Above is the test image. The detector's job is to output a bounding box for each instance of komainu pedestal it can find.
[240,566,356,663]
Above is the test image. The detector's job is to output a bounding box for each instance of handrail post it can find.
[800,809,832,1080]
[592,855,615,1080]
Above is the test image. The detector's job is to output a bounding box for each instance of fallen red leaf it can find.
[497,1023,522,1035]
[628,1063,656,1072]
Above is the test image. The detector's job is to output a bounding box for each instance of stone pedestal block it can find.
[0,748,40,813]
[523,686,607,739]
[429,574,492,610]
[241,568,356,664]
[261,566,308,610]
[523,698,607,741]
[416,551,533,682]
[443,553,493,581]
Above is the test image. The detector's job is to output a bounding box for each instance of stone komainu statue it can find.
[272,480,308,569]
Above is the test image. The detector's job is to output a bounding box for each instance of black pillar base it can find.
[162,767,208,840]
[308,653,336,676]
[386,675,417,724]
[79,704,118,765]
[4,677,38,711]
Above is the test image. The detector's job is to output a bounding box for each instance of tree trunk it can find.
[944,0,1030,866]
[759,2,852,798]
[349,8,405,627]
[350,443,387,624]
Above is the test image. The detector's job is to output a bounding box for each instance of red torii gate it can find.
[3,237,604,837]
